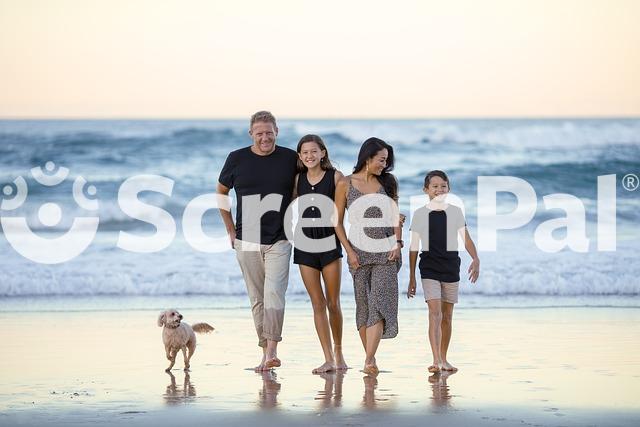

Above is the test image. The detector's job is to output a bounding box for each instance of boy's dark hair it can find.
[424,170,450,189]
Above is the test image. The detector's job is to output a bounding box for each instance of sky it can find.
[0,0,638,118]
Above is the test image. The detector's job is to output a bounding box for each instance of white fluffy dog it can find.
[157,309,214,372]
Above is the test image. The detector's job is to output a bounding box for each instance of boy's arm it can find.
[408,251,418,298]
[461,226,480,283]
[407,230,420,298]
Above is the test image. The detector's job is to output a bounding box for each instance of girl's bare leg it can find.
[300,265,335,373]
[322,259,347,369]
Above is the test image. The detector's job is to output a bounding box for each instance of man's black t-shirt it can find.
[410,205,466,282]
[218,145,298,244]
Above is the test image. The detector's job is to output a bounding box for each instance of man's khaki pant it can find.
[235,239,291,347]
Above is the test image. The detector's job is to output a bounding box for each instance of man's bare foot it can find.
[334,346,348,370]
[265,357,281,369]
[254,353,268,372]
[441,361,458,372]
[312,361,336,374]
[254,363,268,372]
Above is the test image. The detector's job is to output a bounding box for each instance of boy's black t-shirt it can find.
[218,145,298,244]
[410,205,466,282]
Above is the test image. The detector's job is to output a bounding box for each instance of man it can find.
[217,111,298,371]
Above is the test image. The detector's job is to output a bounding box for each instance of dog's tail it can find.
[192,323,215,334]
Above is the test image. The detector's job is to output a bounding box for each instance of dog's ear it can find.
[157,312,166,327]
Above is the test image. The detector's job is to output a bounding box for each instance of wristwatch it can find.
[396,239,404,248]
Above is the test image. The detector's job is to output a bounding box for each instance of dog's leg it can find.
[182,346,190,371]
[165,349,176,372]
[186,339,196,370]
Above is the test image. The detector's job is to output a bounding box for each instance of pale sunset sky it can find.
[0,0,638,118]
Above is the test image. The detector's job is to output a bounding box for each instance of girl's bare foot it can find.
[427,364,441,373]
[441,361,458,372]
[334,346,348,370]
[312,361,336,374]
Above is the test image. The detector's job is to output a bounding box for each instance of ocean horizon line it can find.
[1,115,639,122]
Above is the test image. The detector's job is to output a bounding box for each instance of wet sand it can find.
[1,296,639,426]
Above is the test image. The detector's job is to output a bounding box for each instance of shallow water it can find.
[1,297,639,417]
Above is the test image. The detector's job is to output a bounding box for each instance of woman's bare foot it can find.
[363,357,378,376]
[441,361,458,372]
[363,365,378,375]
[428,364,441,373]
[312,361,336,374]
[334,346,348,370]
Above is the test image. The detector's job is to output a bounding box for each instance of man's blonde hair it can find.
[250,111,277,129]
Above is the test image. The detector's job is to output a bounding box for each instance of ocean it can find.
[1,119,639,302]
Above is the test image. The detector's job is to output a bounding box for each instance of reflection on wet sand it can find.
[163,371,196,405]
[429,370,456,409]
[314,371,344,409]
[361,373,398,410]
[258,371,281,409]
[362,374,378,409]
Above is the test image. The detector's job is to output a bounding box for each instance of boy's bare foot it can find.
[312,361,336,374]
[441,361,458,372]
[334,346,348,370]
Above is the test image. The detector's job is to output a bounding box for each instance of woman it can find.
[334,137,402,375]
[293,134,348,373]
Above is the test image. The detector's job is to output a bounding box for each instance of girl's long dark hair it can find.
[353,137,398,201]
[296,134,336,172]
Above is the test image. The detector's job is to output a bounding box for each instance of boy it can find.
[407,170,480,373]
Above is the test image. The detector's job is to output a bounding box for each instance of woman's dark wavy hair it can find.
[296,134,336,172]
[353,137,398,201]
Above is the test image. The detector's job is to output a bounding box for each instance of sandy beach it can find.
[1,295,639,427]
